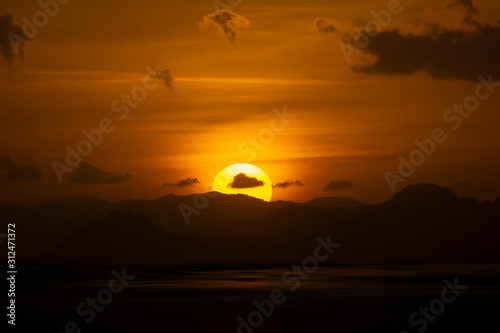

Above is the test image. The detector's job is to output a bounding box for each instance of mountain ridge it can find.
[8,183,498,264]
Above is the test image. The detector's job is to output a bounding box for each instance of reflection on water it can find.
[116,264,500,295]
[11,264,500,333]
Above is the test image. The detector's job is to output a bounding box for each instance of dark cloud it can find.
[198,10,250,45]
[71,162,133,184]
[228,173,264,189]
[273,180,304,189]
[323,180,353,191]
[323,0,500,81]
[163,177,200,187]
[150,65,175,92]
[3,166,42,181]
[352,25,500,80]
[0,155,17,170]
[446,0,479,27]
[0,13,32,66]
[314,17,339,34]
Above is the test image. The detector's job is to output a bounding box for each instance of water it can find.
[10,264,500,332]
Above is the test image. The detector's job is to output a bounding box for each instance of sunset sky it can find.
[1,0,499,205]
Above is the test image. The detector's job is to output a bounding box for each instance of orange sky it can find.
[1,0,499,204]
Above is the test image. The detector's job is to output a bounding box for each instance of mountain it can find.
[5,191,365,262]
[39,211,207,264]
[2,192,301,261]
[5,196,115,260]
[30,184,500,264]
[388,183,458,209]
[303,196,362,208]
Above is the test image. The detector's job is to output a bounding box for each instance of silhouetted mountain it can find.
[2,192,301,262]
[303,196,362,208]
[39,211,208,263]
[113,192,292,233]
[31,184,500,264]
[388,183,458,209]
[11,196,114,260]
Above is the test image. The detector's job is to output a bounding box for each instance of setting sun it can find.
[212,163,273,201]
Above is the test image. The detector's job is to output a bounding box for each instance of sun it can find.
[212,163,273,202]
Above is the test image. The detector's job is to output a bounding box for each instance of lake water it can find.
[10,264,500,332]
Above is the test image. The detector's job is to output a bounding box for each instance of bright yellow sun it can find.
[212,163,273,202]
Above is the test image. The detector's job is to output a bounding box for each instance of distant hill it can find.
[303,196,362,208]
[1,192,299,261]
[18,183,500,264]
[388,183,458,209]
[39,211,207,264]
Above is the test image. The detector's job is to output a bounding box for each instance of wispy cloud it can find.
[273,180,304,189]
[198,10,250,45]
[72,162,133,184]
[314,17,340,35]
[323,180,353,191]
[0,13,32,66]
[163,177,200,187]
[150,65,175,92]
[446,0,479,27]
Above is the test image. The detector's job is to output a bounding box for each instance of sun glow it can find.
[212,163,273,201]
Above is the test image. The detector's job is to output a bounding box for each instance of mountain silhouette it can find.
[388,183,458,209]
[10,183,497,264]
[39,211,207,263]
[302,196,362,208]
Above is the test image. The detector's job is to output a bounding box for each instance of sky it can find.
[0,0,499,205]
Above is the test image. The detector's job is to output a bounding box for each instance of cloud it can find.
[314,17,340,35]
[273,180,304,189]
[352,26,500,80]
[228,173,264,189]
[163,177,200,187]
[0,13,32,66]
[0,155,17,170]
[3,166,42,181]
[323,0,500,81]
[150,66,175,92]
[0,155,41,181]
[322,180,353,191]
[71,162,133,184]
[198,10,250,45]
[446,0,479,27]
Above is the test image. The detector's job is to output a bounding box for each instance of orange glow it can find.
[212,163,273,201]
